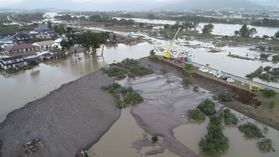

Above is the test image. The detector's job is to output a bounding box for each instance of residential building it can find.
[3,44,39,54]
[0,32,14,38]
[0,55,25,69]
[14,31,32,41]
[35,25,52,33]
[32,41,55,49]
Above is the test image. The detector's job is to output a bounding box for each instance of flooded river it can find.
[114,17,279,37]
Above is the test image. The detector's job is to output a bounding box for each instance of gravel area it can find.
[0,70,120,157]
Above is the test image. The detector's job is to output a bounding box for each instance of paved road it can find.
[192,63,279,93]
[169,59,279,93]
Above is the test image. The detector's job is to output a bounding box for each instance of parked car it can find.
[223,77,235,82]
[201,69,209,72]
[209,70,217,74]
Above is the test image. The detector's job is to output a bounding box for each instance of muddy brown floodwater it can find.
[89,72,279,157]
[0,43,153,122]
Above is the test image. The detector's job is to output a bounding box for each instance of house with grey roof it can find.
[0,53,41,69]
[32,41,55,49]
[3,44,39,54]
[0,32,14,38]
[35,25,52,33]
[0,55,25,69]
[0,37,16,44]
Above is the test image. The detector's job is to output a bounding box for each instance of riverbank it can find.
[0,70,120,157]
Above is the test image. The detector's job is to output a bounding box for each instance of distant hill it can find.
[155,0,263,10]
[251,0,279,6]
[8,0,176,11]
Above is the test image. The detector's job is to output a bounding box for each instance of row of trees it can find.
[251,18,279,27]
[60,31,110,53]
[89,15,135,26]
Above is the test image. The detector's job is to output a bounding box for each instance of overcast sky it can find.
[0,0,170,7]
[0,0,277,8]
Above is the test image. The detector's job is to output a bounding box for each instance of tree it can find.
[47,20,52,28]
[147,14,155,19]
[193,22,199,31]
[234,30,239,36]
[239,24,250,37]
[239,25,257,37]
[274,31,279,39]
[202,23,214,34]
[249,28,257,37]
[164,24,170,29]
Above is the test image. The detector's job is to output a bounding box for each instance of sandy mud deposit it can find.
[128,73,215,157]
[0,70,120,157]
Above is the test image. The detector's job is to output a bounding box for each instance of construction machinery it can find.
[249,84,262,93]
[163,27,182,60]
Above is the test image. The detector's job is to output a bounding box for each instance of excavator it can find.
[163,27,182,60]
[249,84,262,93]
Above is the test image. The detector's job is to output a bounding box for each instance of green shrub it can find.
[183,78,190,86]
[212,94,218,100]
[187,109,206,120]
[256,46,266,51]
[218,93,233,102]
[238,122,264,138]
[259,73,271,81]
[258,139,273,152]
[245,66,263,79]
[160,68,168,74]
[272,54,279,61]
[223,108,238,125]
[269,100,276,109]
[260,53,269,60]
[264,66,272,72]
[193,86,199,92]
[209,115,222,126]
[198,99,216,115]
[184,63,193,70]
[199,124,229,155]
[152,55,158,61]
[124,91,143,105]
[151,136,158,143]
[149,49,155,56]
[262,88,277,98]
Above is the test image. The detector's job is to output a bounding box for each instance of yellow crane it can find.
[163,27,182,60]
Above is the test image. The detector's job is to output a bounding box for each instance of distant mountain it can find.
[8,0,177,11]
[250,0,279,6]
[155,0,263,10]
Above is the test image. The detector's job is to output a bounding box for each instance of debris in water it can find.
[23,138,40,155]
[77,149,89,157]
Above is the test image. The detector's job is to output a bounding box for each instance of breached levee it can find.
[0,70,121,157]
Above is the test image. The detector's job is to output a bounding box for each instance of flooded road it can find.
[89,73,279,157]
